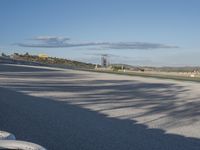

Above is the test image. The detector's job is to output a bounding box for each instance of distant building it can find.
[38,54,48,59]
[10,53,20,59]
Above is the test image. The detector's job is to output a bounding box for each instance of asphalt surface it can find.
[0,64,200,150]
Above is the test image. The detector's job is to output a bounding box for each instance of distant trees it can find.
[24,52,29,56]
[0,52,95,69]
[1,53,10,58]
[1,53,7,57]
[112,65,122,71]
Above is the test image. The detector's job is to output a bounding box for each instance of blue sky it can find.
[0,0,200,66]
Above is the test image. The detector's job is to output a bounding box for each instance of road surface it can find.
[0,64,200,150]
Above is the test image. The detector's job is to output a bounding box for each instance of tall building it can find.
[101,54,109,67]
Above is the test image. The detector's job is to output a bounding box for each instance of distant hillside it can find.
[1,53,200,72]
[0,53,96,69]
[111,64,200,72]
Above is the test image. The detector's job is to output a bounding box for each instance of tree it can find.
[24,52,29,56]
[1,53,6,57]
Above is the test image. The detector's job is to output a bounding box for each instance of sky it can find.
[0,0,200,66]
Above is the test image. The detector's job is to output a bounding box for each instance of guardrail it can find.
[0,131,46,150]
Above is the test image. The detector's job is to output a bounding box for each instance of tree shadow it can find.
[1,70,200,126]
[0,64,57,72]
[0,87,200,150]
[1,65,200,149]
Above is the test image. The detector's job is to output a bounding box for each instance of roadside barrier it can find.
[0,131,46,150]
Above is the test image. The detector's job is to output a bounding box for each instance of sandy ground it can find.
[0,64,200,150]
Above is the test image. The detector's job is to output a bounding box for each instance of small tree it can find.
[1,53,6,57]
[24,52,29,56]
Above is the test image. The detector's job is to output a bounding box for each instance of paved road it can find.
[0,64,200,150]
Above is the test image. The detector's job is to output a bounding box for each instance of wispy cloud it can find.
[32,36,70,44]
[106,42,178,49]
[84,53,123,58]
[82,52,156,66]
[16,36,178,50]
[84,52,150,60]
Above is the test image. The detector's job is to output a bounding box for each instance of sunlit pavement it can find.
[0,64,200,150]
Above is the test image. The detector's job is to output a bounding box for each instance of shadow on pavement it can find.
[0,64,56,72]
[0,87,200,150]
